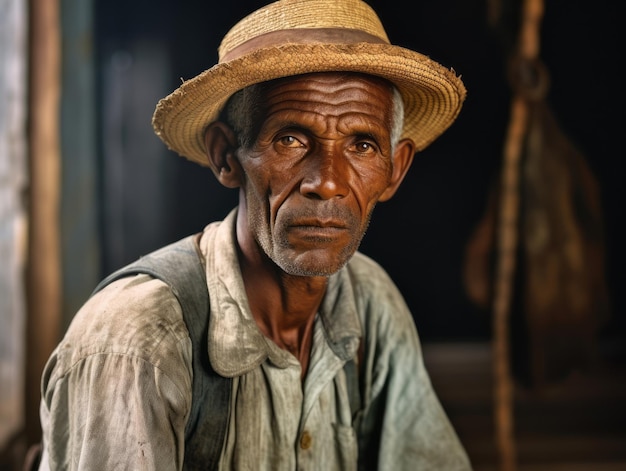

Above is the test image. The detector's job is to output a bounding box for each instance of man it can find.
[38,0,471,469]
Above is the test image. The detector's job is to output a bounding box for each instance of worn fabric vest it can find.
[92,234,361,470]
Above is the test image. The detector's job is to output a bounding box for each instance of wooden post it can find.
[25,0,62,446]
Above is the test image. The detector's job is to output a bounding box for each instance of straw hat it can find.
[152,0,467,166]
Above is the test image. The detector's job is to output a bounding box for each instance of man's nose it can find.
[299,148,349,200]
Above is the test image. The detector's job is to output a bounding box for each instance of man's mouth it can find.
[291,217,347,229]
[287,218,348,240]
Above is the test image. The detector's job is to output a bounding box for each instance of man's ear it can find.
[378,138,416,202]
[204,121,243,189]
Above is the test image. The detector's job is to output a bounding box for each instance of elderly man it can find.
[38,0,471,469]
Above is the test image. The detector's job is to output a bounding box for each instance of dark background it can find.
[93,0,624,343]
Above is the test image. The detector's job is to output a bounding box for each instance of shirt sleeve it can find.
[350,257,473,471]
[39,275,193,471]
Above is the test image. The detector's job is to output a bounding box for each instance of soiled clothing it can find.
[38,209,472,470]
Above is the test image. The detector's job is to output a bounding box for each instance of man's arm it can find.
[38,276,192,470]
[359,304,472,470]
[349,255,472,470]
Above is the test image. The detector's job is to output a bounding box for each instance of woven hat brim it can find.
[152,42,467,167]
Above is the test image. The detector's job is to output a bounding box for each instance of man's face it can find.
[237,72,399,276]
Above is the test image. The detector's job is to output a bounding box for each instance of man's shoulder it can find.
[41,274,193,424]
[346,251,396,287]
[56,275,189,373]
[343,251,412,322]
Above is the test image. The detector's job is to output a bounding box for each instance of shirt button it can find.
[300,431,313,450]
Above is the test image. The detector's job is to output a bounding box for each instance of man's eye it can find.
[278,135,302,147]
[355,141,375,153]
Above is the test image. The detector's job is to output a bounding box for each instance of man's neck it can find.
[238,243,327,379]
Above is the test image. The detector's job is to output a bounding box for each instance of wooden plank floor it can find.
[422,340,626,471]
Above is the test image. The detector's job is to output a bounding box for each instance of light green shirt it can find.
[39,209,472,470]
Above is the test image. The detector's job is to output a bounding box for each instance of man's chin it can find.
[275,251,353,277]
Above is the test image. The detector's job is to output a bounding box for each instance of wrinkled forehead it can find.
[255,71,396,98]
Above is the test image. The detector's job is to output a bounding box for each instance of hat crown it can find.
[219,0,390,62]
